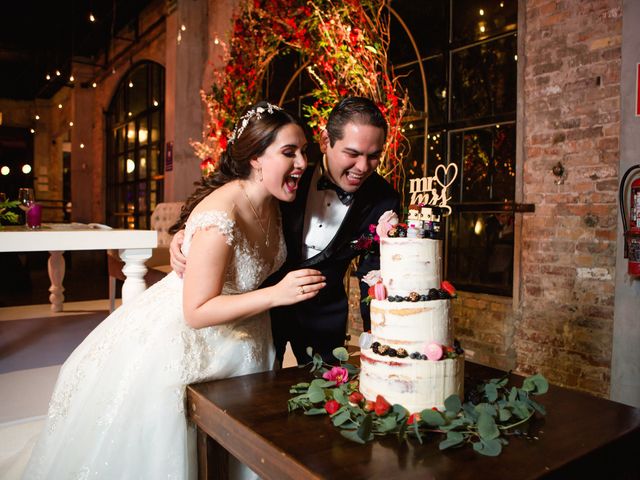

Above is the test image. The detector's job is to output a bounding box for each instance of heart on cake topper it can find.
[434,163,458,191]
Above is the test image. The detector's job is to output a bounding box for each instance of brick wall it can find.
[516,0,622,396]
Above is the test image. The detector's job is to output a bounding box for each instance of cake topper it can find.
[407,163,459,216]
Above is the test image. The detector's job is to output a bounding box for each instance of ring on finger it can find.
[299,285,305,295]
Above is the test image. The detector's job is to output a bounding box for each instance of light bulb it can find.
[80,143,85,149]
[45,74,51,80]
[129,81,134,88]
[1,166,9,175]
[22,164,32,174]
[35,114,40,120]
[69,75,74,82]
[92,82,97,88]
[69,121,73,127]
[58,104,63,109]
[89,13,95,22]
[56,70,61,76]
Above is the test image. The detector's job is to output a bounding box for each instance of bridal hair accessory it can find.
[228,103,283,144]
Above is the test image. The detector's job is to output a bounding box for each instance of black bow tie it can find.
[317,176,354,205]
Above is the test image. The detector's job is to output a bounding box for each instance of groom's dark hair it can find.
[325,96,388,147]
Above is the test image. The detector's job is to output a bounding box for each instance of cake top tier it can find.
[379,237,442,296]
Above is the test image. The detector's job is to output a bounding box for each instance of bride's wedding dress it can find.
[21,210,284,479]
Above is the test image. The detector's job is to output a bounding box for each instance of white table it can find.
[1,223,157,312]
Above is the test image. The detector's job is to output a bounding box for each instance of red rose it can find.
[374,395,391,416]
[363,400,375,413]
[348,392,364,406]
[324,400,340,415]
[407,412,421,425]
[367,285,376,298]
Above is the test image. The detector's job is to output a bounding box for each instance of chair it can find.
[107,202,184,312]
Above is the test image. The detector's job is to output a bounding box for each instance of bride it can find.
[20,101,325,479]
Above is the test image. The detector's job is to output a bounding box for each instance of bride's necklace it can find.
[240,183,271,247]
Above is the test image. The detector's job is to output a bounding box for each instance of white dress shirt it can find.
[302,164,350,260]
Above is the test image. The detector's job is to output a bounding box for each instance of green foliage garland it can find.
[288,347,549,456]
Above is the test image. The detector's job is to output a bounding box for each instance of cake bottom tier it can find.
[359,351,464,413]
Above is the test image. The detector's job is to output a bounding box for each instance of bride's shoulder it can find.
[186,184,239,239]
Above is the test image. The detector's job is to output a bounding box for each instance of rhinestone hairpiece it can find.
[228,103,283,144]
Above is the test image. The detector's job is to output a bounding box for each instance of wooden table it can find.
[0,223,157,311]
[187,361,640,479]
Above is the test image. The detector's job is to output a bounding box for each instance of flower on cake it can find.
[362,270,381,287]
[375,210,399,238]
[323,366,349,385]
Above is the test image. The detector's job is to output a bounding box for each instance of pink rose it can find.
[376,210,399,238]
[323,366,349,385]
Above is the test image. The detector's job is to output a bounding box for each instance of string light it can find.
[480,25,486,33]
[69,75,75,82]
[89,12,95,22]
[69,121,74,127]
[479,9,484,15]
[45,74,51,80]
[181,24,186,31]
[30,128,35,134]
[92,82,97,88]
[214,37,220,45]
[55,70,61,76]
[22,164,32,174]
[153,100,159,107]
[1,166,9,176]
[58,104,63,109]
[129,80,134,88]
[500,2,504,7]
[514,54,518,61]
[80,143,85,149]
[34,114,40,120]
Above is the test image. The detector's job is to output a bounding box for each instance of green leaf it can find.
[508,386,518,403]
[343,363,359,376]
[522,374,549,395]
[477,412,499,440]
[341,429,367,444]
[378,415,398,433]
[392,404,408,421]
[421,409,446,426]
[332,347,349,362]
[331,409,351,426]
[357,414,374,441]
[498,407,512,422]
[306,346,314,358]
[444,394,462,413]
[474,403,497,417]
[310,379,335,388]
[332,388,347,404]
[485,383,498,402]
[473,437,503,456]
[304,407,327,416]
[308,385,325,403]
[439,431,465,450]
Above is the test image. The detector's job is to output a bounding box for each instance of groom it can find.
[171,97,400,363]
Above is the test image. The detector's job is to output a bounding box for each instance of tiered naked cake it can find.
[359,210,464,413]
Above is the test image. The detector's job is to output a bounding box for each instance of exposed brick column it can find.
[516,0,622,396]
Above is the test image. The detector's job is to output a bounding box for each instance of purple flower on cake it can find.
[323,366,349,385]
[376,210,399,238]
[362,270,381,287]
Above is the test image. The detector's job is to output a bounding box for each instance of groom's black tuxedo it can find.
[269,165,400,363]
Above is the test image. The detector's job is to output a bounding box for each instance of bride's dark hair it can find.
[170,101,301,233]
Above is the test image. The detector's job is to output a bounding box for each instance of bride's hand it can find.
[170,230,187,278]
[272,269,326,306]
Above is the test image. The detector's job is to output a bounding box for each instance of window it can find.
[106,61,165,229]
[390,0,517,296]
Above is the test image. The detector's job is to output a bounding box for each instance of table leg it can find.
[197,427,228,480]
[48,251,65,312]
[119,248,152,304]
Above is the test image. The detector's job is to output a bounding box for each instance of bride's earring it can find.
[258,167,263,182]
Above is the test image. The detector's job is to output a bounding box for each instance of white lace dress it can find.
[21,210,285,480]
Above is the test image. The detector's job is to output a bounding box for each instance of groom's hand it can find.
[170,230,187,278]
